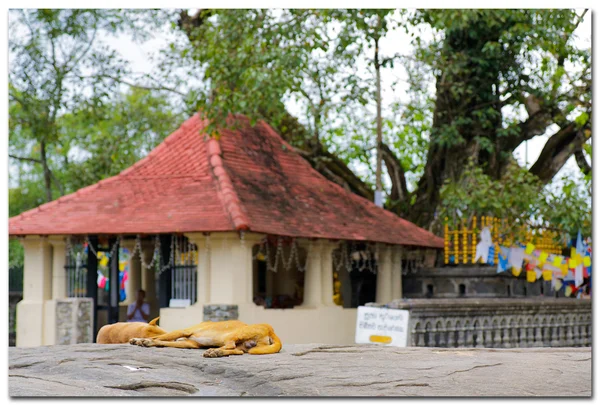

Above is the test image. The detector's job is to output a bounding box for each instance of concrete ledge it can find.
[9,343,590,397]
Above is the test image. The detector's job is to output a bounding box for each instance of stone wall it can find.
[368,298,591,348]
[402,266,555,298]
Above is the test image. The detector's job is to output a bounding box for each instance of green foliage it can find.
[540,177,592,238]
[439,160,543,225]
[439,159,591,239]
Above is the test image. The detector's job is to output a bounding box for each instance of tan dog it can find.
[97,317,167,344]
[129,320,282,357]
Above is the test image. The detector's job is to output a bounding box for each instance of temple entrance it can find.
[332,242,379,308]
[252,237,307,309]
[65,236,122,340]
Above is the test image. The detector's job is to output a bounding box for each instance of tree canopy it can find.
[8,8,592,245]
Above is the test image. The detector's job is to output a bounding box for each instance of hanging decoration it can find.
[252,236,306,273]
[494,230,592,298]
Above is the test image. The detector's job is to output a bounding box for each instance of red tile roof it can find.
[9,114,443,248]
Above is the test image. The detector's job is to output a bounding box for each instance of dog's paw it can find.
[130,338,154,347]
[129,338,143,346]
[203,348,222,358]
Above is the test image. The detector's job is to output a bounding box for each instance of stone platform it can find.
[9,344,591,397]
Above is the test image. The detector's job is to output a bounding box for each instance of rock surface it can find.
[9,344,591,397]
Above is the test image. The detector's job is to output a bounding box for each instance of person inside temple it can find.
[127,289,150,323]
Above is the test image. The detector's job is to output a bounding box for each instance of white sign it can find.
[355,306,410,347]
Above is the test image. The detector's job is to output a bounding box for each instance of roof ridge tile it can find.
[206,137,250,231]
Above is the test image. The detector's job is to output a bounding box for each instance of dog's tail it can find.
[149,317,160,326]
[248,325,282,355]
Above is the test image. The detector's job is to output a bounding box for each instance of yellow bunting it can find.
[575,254,583,266]
[584,256,592,267]
[554,280,563,291]
[99,256,109,267]
[542,270,552,281]
[568,259,576,269]
[553,256,562,267]
[539,252,548,264]
[512,268,522,277]
[561,264,569,277]
[571,247,576,259]
[565,285,573,297]
[526,271,536,283]
[525,243,535,254]
[119,262,125,271]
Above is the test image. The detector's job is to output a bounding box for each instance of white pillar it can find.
[298,240,322,308]
[17,237,53,347]
[141,242,158,320]
[186,234,211,306]
[376,244,393,304]
[320,241,336,306]
[49,238,67,299]
[391,246,403,300]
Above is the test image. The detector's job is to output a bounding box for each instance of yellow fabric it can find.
[568,259,576,269]
[565,285,573,297]
[512,268,522,277]
[561,264,569,277]
[526,271,536,283]
[525,243,535,254]
[553,256,562,267]
[539,252,548,264]
[542,270,552,281]
[584,256,592,267]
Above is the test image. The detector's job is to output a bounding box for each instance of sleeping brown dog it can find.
[97,317,167,344]
[129,320,282,357]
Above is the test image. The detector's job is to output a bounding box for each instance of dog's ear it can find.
[149,317,160,326]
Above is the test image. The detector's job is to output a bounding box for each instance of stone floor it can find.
[9,343,591,397]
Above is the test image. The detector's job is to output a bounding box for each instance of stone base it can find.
[203,304,239,322]
[55,298,94,345]
[8,344,591,397]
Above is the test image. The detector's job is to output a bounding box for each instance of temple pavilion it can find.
[9,113,443,346]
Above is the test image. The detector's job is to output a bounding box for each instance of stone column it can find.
[320,241,336,306]
[298,240,322,308]
[49,238,67,299]
[376,245,393,304]
[121,240,141,305]
[391,246,403,300]
[17,237,53,347]
[141,242,158,320]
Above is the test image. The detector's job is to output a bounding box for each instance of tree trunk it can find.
[374,34,383,207]
[40,140,53,203]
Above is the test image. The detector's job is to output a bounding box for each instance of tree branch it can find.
[89,74,186,96]
[574,147,591,175]
[529,121,591,183]
[9,154,41,164]
[380,142,408,205]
